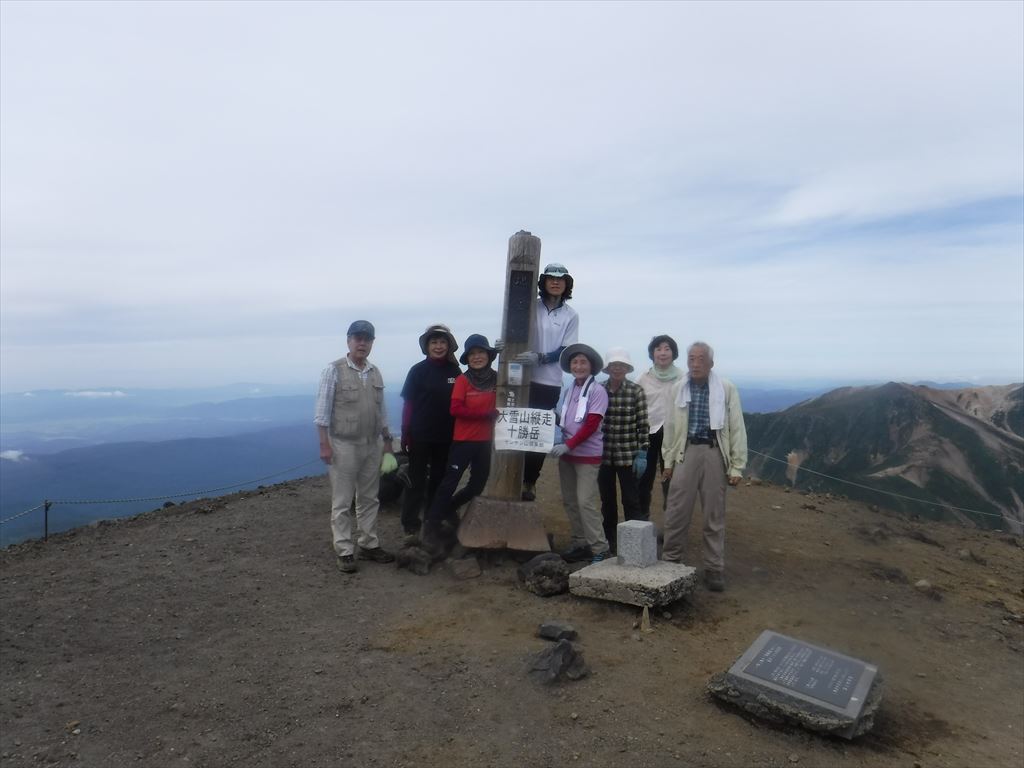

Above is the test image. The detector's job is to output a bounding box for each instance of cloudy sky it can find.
[2,0,1021,393]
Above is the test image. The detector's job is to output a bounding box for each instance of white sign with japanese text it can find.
[494,407,556,453]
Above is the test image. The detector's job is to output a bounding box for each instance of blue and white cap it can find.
[541,263,570,278]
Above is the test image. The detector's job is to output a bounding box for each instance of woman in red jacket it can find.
[424,334,498,546]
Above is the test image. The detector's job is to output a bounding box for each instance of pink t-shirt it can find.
[561,378,608,460]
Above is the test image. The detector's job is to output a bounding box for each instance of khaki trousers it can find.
[662,443,726,572]
[329,437,382,556]
[558,460,608,554]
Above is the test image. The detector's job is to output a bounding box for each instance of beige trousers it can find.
[558,460,609,554]
[662,443,726,572]
[329,437,382,556]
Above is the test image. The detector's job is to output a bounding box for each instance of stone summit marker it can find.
[707,630,883,739]
[569,521,697,607]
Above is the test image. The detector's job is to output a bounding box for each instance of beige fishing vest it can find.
[330,358,384,441]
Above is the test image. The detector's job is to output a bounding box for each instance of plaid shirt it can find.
[687,380,711,439]
[601,379,650,466]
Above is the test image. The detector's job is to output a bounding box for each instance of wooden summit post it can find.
[490,230,542,499]
[457,230,550,552]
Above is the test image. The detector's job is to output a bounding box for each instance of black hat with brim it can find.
[460,333,497,365]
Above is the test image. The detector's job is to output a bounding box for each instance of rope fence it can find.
[1,445,1014,540]
[1,459,324,538]
[746,448,1007,522]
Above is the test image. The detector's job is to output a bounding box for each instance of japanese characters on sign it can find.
[743,635,867,710]
[494,407,556,454]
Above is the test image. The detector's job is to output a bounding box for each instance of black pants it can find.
[638,427,669,518]
[401,439,451,533]
[523,382,562,486]
[426,441,492,526]
[598,464,643,551]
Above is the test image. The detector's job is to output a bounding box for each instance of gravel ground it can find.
[2,472,1022,768]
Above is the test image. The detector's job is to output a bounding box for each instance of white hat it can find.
[602,347,634,374]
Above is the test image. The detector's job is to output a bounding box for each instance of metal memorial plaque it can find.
[504,269,534,343]
[729,631,877,718]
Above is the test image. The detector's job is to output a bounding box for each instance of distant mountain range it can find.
[3,380,1021,546]
[746,382,1023,532]
[0,423,319,546]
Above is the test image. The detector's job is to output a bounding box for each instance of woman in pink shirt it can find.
[551,343,610,563]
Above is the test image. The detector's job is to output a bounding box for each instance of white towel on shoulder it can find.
[676,370,726,430]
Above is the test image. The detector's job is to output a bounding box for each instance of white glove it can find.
[514,351,542,367]
[550,443,570,457]
[493,338,506,353]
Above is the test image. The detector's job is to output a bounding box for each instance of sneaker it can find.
[521,483,536,502]
[704,570,725,592]
[590,549,611,564]
[559,545,593,563]
[336,555,358,574]
[358,546,396,564]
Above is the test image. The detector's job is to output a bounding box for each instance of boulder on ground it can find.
[396,546,433,576]
[528,638,588,684]
[538,620,577,641]
[518,553,569,597]
[448,555,482,580]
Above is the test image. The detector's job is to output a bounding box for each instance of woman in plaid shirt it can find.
[598,348,650,553]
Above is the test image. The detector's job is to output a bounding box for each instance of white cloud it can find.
[63,390,127,398]
[1,450,25,462]
[0,1,1021,391]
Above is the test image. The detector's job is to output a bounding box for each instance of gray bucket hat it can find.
[559,343,603,374]
[418,323,459,358]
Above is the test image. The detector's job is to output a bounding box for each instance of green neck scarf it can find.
[652,364,682,381]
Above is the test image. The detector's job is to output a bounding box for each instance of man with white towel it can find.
[660,341,747,592]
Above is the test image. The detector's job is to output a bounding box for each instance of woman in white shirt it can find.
[635,335,682,518]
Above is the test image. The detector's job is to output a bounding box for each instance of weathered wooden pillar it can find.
[489,230,542,500]
[457,230,550,552]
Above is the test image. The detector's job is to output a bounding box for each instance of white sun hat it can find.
[602,347,635,374]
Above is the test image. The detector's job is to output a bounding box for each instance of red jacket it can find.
[450,374,496,442]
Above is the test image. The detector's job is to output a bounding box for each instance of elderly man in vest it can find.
[661,341,747,592]
[315,320,396,574]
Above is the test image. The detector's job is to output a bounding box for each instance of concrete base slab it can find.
[569,559,697,607]
[458,497,551,552]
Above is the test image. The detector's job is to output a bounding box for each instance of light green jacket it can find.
[661,375,748,479]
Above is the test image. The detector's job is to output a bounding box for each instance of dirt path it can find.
[2,473,1022,767]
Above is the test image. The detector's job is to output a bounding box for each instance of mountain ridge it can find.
[746,381,1023,532]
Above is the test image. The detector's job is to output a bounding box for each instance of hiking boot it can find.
[402,533,421,548]
[559,545,593,563]
[521,482,536,502]
[336,555,358,574]
[420,524,445,557]
[590,549,611,564]
[358,546,396,564]
[704,570,725,592]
